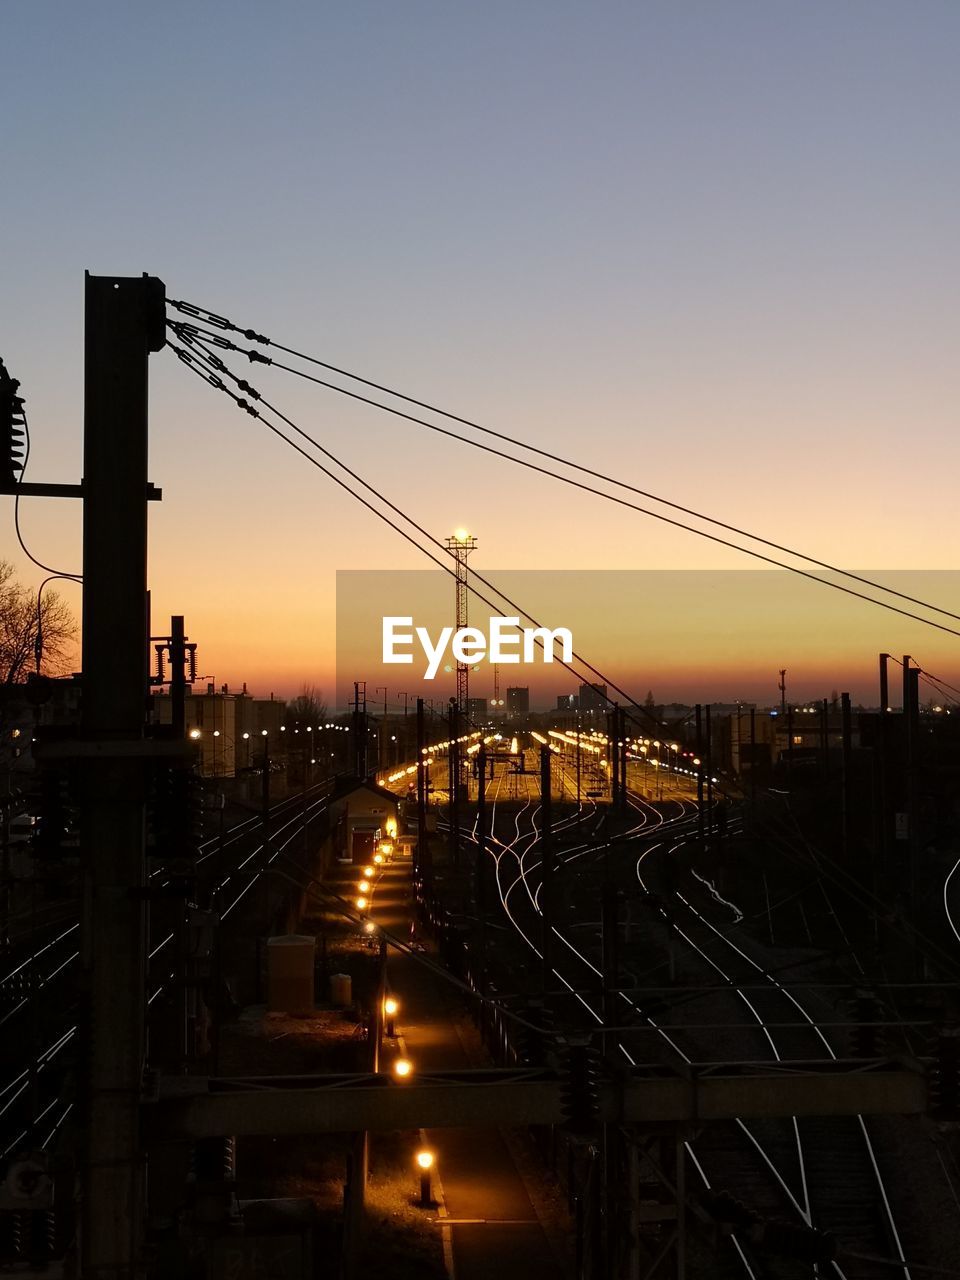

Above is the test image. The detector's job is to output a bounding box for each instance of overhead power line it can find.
[164,333,662,730]
[166,298,960,635]
[169,317,960,645]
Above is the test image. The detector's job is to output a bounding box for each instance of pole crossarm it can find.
[146,1059,926,1140]
[1,481,162,498]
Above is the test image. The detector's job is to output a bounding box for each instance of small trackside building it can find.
[328,776,400,864]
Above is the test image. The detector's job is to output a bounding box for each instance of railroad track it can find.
[460,737,918,1278]
[0,779,336,1161]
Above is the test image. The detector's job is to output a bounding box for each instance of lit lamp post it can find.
[384,995,398,1038]
[416,1149,435,1208]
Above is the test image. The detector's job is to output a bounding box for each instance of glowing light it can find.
[416,1150,434,1170]
[393,1057,413,1079]
[356,896,368,911]
[384,997,399,1017]
[363,865,374,878]
[358,880,371,894]
[189,729,201,739]
[373,853,384,865]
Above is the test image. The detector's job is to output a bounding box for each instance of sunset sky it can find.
[2,3,959,707]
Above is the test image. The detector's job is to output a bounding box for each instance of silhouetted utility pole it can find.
[79,273,166,1280]
[695,704,705,857]
[261,733,272,940]
[610,704,628,815]
[600,881,619,1057]
[820,698,829,781]
[779,668,787,716]
[617,705,628,812]
[903,658,922,973]
[786,703,794,774]
[879,653,890,714]
[704,706,714,834]
[165,613,194,1070]
[841,691,852,861]
[375,685,388,773]
[169,615,188,737]
[416,698,428,888]
[876,655,892,891]
[600,880,621,1280]
[575,707,583,825]
[476,740,488,990]
[540,745,554,996]
[609,703,621,811]
[447,698,460,868]
[351,681,367,778]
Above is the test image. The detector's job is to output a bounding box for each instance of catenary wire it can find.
[165,301,960,630]
[167,316,960,641]
[170,325,960,746]
[165,333,665,731]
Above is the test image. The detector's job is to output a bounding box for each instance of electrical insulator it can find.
[0,359,26,492]
[931,1028,960,1121]
[193,1136,236,1185]
[561,1039,600,1134]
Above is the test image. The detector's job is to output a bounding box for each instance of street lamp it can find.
[416,1149,435,1207]
[384,996,399,1037]
[393,1057,413,1080]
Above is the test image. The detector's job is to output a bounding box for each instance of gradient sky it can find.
[2,3,959,705]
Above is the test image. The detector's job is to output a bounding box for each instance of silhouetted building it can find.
[579,683,607,712]
[467,697,488,722]
[506,687,530,719]
[152,686,285,777]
